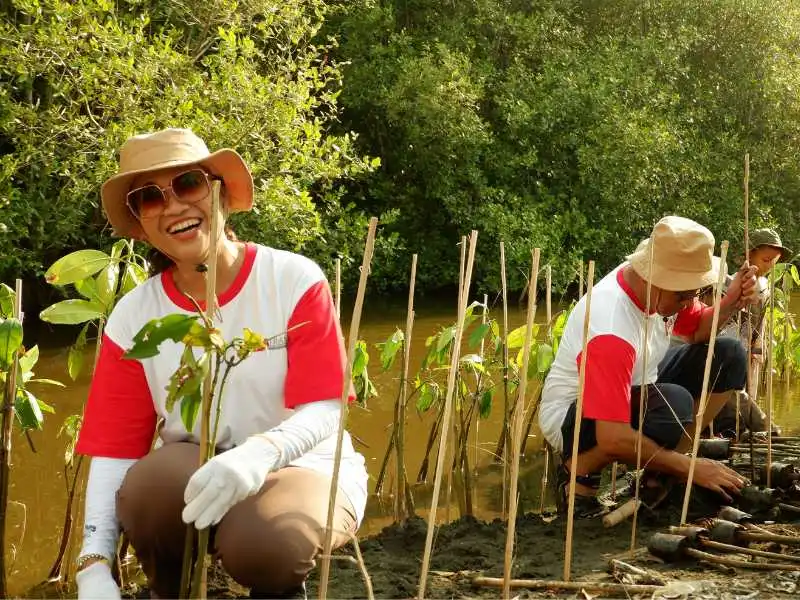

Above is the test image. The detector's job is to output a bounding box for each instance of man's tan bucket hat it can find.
[626,216,722,292]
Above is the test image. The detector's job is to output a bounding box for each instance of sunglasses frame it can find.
[126,168,217,220]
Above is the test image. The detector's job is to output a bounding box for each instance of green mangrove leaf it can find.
[468,323,491,349]
[352,341,369,375]
[96,262,120,309]
[121,262,148,295]
[125,314,199,359]
[537,343,555,375]
[18,344,39,375]
[45,250,111,286]
[377,329,404,371]
[479,389,492,419]
[436,326,456,352]
[40,299,105,325]
[0,284,14,318]
[68,323,90,381]
[74,277,101,304]
[15,389,44,431]
[0,318,23,368]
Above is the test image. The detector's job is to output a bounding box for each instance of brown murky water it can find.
[6,298,800,596]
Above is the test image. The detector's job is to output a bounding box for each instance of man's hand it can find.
[692,457,746,502]
[725,264,759,309]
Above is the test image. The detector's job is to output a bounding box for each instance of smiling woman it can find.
[73,128,368,599]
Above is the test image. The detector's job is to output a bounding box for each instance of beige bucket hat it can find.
[101,128,254,237]
[626,216,722,292]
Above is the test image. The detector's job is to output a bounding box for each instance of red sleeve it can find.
[75,334,157,459]
[673,299,710,337]
[284,280,354,408]
[578,334,636,423]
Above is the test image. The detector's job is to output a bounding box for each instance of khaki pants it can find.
[116,442,357,597]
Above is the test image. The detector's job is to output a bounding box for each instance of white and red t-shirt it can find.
[539,263,705,452]
[76,242,368,521]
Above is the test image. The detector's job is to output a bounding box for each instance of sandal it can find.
[555,459,606,519]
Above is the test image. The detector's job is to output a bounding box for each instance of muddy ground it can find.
[118,484,800,599]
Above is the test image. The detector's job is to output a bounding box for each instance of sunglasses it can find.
[126,168,215,219]
[674,285,712,302]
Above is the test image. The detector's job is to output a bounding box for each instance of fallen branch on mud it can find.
[471,575,665,594]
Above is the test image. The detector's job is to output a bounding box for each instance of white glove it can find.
[76,561,121,600]
[182,437,280,530]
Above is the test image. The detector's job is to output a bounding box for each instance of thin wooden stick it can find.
[0,279,22,599]
[564,260,595,581]
[784,273,791,385]
[631,239,655,550]
[417,230,478,600]
[396,254,418,521]
[319,217,379,600]
[446,237,468,523]
[499,242,510,520]
[502,248,541,598]
[474,576,664,595]
[334,258,341,319]
[185,180,223,599]
[578,259,584,298]
[680,241,729,524]
[744,154,754,409]
[766,268,775,487]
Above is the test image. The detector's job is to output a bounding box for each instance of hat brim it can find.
[626,248,723,292]
[755,244,793,263]
[101,149,254,238]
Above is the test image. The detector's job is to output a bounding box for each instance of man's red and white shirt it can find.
[76,243,368,521]
[539,263,703,452]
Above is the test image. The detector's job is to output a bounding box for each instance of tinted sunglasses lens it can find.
[129,185,166,217]
[172,170,208,203]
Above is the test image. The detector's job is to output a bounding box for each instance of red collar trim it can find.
[616,267,655,315]
[161,242,257,311]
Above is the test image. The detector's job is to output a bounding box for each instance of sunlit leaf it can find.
[377,329,404,371]
[0,318,23,368]
[352,341,368,375]
[96,262,120,309]
[507,323,539,349]
[436,326,456,352]
[537,343,555,375]
[39,299,105,325]
[15,389,43,430]
[125,314,199,359]
[18,344,39,374]
[68,323,90,381]
[45,250,111,286]
[121,262,148,295]
[468,323,491,349]
[0,284,14,318]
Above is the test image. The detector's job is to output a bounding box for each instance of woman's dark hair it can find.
[147,225,239,276]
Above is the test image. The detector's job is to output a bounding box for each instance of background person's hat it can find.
[748,228,792,262]
[101,128,254,237]
[626,215,722,292]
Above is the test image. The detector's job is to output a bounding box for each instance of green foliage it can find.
[0,288,59,433]
[0,0,374,287]
[326,0,800,293]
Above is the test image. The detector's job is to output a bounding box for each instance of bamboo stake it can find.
[499,242,510,520]
[744,154,754,405]
[417,231,478,600]
[395,254,418,521]
[0,279,21,600]
[538,264,553,512]
[474,576,664,595]
[446,237,468,523]
[631,240,655,551]
[680,241,729,525]
[564,261,595,581]
[502,248,541,599]
[578,259,584,298]
[186,179,223,599]
[766,268,775,487]
[318,217,379,600]
[784,273,791,385]
[335,258,341,319]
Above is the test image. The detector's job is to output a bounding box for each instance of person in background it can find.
[714,228,791,438]
[74,128,368,599]
[539,216,758,517]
